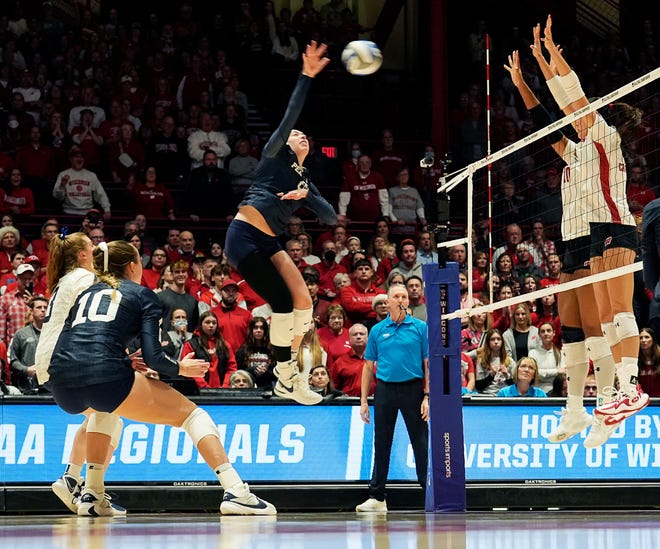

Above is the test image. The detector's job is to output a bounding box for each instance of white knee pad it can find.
[584,336,612,361]
[614,312,639,340]
[87,413,124,448]
[601,322,619,348]
[562,342,588,365]
[293,307,314,338]
[269,312,294,347]
[181,408,220,446]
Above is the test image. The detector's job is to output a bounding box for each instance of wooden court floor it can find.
[2,511,660,549]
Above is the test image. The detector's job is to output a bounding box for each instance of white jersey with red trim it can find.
[561,113,635,240]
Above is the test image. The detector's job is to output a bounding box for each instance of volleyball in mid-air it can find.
[341,40,383,76]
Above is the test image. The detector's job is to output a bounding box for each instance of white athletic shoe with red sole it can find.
[594,385,649,424]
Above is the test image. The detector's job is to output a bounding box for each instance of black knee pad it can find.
[561,325,585,344]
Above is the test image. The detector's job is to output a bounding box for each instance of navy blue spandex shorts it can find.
[225,219,283,267]
[50,372,135,414]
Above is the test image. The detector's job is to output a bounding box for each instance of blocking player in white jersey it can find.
[535,15,648,435]
[505,49,610,447]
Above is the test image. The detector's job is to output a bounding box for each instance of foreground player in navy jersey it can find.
[225,41,337,406]
[49,240,276,516]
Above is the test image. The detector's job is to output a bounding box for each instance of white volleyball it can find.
[341,40,383,76]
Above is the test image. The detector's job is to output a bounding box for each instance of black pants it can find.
[369,378,428,501]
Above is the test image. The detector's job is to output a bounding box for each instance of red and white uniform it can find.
[561,113,635,240]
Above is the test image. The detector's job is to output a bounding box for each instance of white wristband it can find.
[546,76,571,110]
[561,71,585,103]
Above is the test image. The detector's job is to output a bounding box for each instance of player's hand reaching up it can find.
[302,41,331,78]
[503,50,524,88]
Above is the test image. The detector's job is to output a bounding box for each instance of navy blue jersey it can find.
[49,280,179,387]
[239,74,337,235]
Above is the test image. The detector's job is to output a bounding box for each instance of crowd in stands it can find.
[0,3,659,398]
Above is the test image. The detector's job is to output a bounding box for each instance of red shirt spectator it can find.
[626,164,656,216]
[108,123,145,184]
[318,305,352,371]
[371,129,408,188]
[181,330,237,389]
[98,100,130,146]
[339,260,386,324]
[210,279,252,353]
[331,323,374,397]
[15,127,57,180]
[0,168,34,217]
[315,256,347,298]
[339,155,388,223]
[176,54,212,111]
[128,166,175,219]
[71,109,103,169]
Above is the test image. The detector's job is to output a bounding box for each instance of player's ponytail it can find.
[46,229,92,293]
[94,240,139,289]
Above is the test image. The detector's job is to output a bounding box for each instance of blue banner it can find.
[1,401,658,484]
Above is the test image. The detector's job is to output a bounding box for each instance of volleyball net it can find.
[437,65,660,321]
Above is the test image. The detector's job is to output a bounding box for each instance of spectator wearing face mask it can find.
[315,239,347,298]
[342,141,362,180]
[161,308,193,359]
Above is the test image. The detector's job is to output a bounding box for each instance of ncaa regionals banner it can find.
[1,400,659,483]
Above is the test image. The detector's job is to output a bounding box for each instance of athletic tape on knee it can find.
[562,341,588,365]
[87,413,123,448]
[270,311,294,347]
[561,71,585,104]
[182,407,220,445]
[584,336,612,361]
[293,307,313,338]
[546,75,571,110]
[614,312,639,340]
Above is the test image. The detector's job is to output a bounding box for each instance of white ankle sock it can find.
[85,463,105,494]
[215,463,243,492]
[65,463,82,480]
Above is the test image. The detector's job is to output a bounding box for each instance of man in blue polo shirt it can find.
[356,283,429,512]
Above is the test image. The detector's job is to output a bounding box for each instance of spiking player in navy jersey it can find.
[48,240,276,516]
[224,41,336,406]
